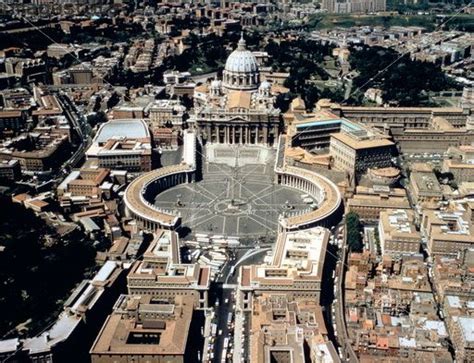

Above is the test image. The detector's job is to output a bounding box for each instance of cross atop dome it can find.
[237,31,246,50]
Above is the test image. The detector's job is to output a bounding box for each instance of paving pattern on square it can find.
[154,146,312,237]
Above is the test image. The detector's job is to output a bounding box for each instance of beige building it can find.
[127,229,210,309]
[0,132,70,172]
[47,43,77,59]
[4,57,46,79]
[409,170,443,205]
[329,131,394,176]
[322,0,386,13]
[442,145,474,183]
[347,185,411,220]
[58,167,109,197]
[378,209,421,256]
[433,251,474,300]
[111,105,145,120]
[68,64,94,84]
[450,316,474,363]
[421,202,474,256]
[249,294,336,363]
[322,101,474,154]
[90,295,198,363]
[442,290,474,363]
[86,119,152,172]
[442,159,474,183]
[147,99,186,128]
[238,227,329,311]
[57,167,110,209]
[153,127,179,149]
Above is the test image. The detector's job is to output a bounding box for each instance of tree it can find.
[86,111,107,128]
[180,94,193,110]
[0,197,96,337]
[107,92,120,110]
[93,96,102,113]
[350,45,461,106]
[346,211,363,252]
[275,93,294,113]
[302,85,320,111]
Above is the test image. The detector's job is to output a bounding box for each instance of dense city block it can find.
[0,1,473,363]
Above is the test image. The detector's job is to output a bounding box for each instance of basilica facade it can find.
[190,35,282,146]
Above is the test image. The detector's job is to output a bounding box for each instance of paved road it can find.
[56,93,92,171]
[211,283,235,363]
[224,248,271,284]
[17,92,92,192]
[334,225,359,363]
[206,247,269,363]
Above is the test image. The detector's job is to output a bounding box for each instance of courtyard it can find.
[155,145,313,238]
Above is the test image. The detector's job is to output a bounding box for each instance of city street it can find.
[205,247,268,363]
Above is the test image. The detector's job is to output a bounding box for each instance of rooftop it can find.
[331,131,394,150]
[457,316,474,343]
[94,119,150,144]
[380,209,419,236]
[241,227,329,290]
[90,295,194,356]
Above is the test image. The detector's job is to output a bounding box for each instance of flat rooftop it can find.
[331,132,394,150]
[457,316,474,343]
[242,227,330,289]
[90,295,193,356]
[272,227,328,272]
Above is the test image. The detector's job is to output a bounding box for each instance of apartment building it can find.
[378,209,421,256]
[347,185,411,220]
[90,295,202,363]
[329,131,394,176]
[238,227,329,311]
[127,230,211,309]
[421,202,474,256]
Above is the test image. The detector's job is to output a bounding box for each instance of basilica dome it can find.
[223,34,260,91]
